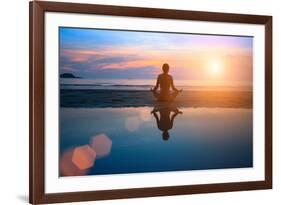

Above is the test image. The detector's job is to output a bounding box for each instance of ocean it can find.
[60,78,252,91]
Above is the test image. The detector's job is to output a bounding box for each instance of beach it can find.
[59,81,253,176]
[60,87,253,176]
[60,89,252,108]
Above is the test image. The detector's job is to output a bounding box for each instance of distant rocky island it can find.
[60,73,81,78]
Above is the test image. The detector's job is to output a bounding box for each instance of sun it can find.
[208,59,223,75]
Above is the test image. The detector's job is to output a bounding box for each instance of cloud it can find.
[59,29,253,81]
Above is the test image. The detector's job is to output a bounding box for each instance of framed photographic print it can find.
[29,1,272,204]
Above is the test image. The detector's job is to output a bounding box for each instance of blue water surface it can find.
[59,107,253,176]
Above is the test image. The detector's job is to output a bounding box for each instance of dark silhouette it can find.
[60,73,81,78]
[151,63,182,102]
[151,105,182,140]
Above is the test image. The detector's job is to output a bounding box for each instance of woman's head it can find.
[162,63,169,74]
[162,131,170,141]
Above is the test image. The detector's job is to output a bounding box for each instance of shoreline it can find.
[60,89,252,108]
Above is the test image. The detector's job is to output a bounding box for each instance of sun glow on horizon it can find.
[208,58,223,76]
[60,27,253,83]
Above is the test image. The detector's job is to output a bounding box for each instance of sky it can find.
[59,27,253,85]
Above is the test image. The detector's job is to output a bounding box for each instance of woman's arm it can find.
[151,76,160,91]
[171,76,179,92]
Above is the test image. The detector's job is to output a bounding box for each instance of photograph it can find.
[59,27,253,177]
[29,1,272,203]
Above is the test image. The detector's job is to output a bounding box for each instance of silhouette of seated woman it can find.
[151,106,182,141]
[151,63,182,102]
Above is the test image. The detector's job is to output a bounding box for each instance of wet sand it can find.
[60,89,252,108]
[60,107,253,176]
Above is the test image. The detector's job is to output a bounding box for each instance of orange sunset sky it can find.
[60,27,253,86]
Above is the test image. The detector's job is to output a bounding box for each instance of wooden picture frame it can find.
[29,1,272,204]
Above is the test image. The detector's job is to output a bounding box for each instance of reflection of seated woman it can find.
[151,106,182,140]
[151,63,182,102]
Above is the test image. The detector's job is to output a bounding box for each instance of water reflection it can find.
[151,104,182,140]
[60,107,252,176]
[90,134,112,158]
[60,133,112,176]
[125,116,140,132]
[60,148,89,176]
[72,145,96,170]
